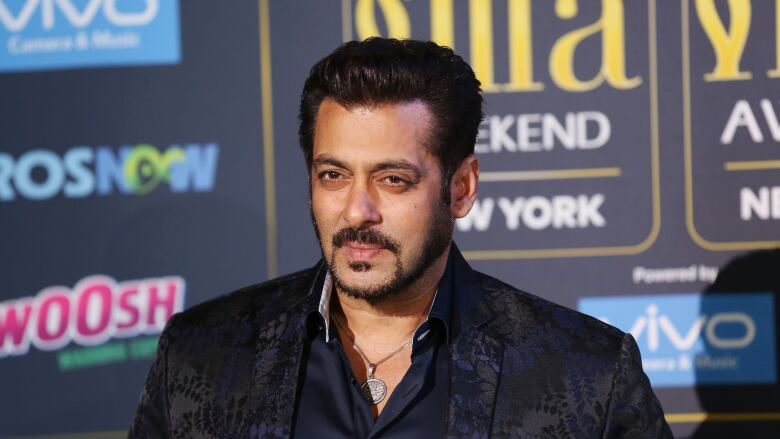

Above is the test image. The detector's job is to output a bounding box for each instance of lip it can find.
[343,242,384,259]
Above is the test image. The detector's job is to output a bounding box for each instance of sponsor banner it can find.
[341,0,660,258]
[0,0,180,72]
[579,293,777,387]
[0,142,219,201]
[682,0,780,249]
[0,274,185,364]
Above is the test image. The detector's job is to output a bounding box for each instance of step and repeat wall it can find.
[1,1,778,437]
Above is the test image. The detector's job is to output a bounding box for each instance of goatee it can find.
[313,199,453,304]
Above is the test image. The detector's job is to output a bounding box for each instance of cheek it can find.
[311,201,335,240]
[393,203,429,241]
[311,191,336,221]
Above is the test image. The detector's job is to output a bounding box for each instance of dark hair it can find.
[299,37,483,185]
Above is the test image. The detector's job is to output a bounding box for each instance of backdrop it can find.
[1,1,778,437]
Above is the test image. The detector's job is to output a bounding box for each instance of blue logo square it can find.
[578,293,777,387]
[0,0,180,72]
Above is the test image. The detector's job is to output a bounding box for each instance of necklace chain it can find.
[329,290,438,405]
[332,314,414,378]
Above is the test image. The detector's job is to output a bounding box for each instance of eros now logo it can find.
[0,0,159,32]
[0,143,219,201]
[0,275,185,358]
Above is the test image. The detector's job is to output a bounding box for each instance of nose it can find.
[343,184,381,229]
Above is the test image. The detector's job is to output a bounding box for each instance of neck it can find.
[332,245,449,345]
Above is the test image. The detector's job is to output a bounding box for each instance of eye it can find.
[379,174,414,192]
[315,170,350,190]
[319,170,344,181]
[383,175,407,185]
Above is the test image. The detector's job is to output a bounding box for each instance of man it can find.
[130,38,672,438]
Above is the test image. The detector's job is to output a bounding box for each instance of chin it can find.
[335,250,394,277]
[331,262,401,301]
[339,264,390,286]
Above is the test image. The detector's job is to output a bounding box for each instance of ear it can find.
[449,155,479,219]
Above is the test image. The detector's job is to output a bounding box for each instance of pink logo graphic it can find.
[0,275,185,357]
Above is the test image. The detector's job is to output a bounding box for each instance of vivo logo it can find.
[611,304,756,352]
[0,0,158,32]
[579,293,776,386]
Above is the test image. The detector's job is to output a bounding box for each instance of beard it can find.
[312,196,453,305]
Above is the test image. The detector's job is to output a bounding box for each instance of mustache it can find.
[332,228,400,254]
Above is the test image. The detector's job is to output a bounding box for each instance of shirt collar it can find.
[305,247,456,343]
[318,271,336,342]
[428,247,454,343]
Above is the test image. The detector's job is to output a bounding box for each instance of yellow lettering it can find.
[507,0,544,91]
[695,0,751,81]
[470,0,543,92]
[549,0,641,92]
[354,0,410,40]
[769,0,780,77]
[431,0,454,49]
[469,0,496,91]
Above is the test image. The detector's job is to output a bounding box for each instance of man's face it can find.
[310,99,453,303]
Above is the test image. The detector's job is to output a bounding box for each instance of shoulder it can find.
[474,271,626,356]
[165,263,321,337]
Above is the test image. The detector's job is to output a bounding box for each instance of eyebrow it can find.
[370,160,423,179]
[312,154,424,179]
[312,155,348,169]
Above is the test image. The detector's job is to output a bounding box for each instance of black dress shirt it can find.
[292,253,455,439]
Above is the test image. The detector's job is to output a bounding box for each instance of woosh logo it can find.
[0,274,184,358]
[0,143,219,201]
[578,293,776,387]
[0,0,180,72]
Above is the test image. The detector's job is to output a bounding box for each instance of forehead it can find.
[312,99,436,166]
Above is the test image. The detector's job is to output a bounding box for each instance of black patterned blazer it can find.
[130,248,672,438]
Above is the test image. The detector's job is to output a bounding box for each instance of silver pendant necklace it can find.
[333,315,414,405]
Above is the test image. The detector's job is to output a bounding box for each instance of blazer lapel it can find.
[241,250,507,439]
[446,247,504,439]
[246,264,325,439]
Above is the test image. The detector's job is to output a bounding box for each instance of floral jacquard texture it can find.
[475,273,671,439]
[129,251,672,439]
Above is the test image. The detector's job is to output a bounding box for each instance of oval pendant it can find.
[360,378,387,404]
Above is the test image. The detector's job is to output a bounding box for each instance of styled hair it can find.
[299,37,484,184]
